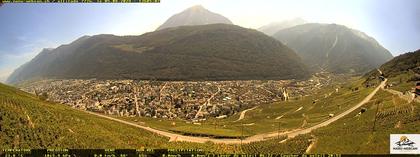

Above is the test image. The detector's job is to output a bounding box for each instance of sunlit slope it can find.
[312,50,420,153]
[365,49,420,92]
[0,83,169,149]
[311,89,420,154]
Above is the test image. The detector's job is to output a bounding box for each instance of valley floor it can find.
[2,71,419,154]
[81,78,386,144]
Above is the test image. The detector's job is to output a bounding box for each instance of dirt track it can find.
[234,106,259,122]
[83,79,387,144]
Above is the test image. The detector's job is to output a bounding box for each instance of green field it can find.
[387,71,416,92]
[241,134,312,154]
[164,134,312,154]
[311,85,420,154]
[306,70,420,154]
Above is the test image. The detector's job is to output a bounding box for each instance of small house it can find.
[415,82,420,95]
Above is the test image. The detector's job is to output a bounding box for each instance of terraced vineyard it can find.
[311,89,420,154]
[241,135,311,154]
[0,82,364,153]
[2,72,415,154]
[0,83,170,148]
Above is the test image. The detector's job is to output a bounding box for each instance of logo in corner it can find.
[391,134,420,154]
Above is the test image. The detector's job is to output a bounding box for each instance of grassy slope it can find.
[364,49,420,93]
[310,51,420,154]
[387,71,416,92]
[241,134,312,154]
[0,83,170,149]
[173,73,418,154]
[311,87,420,154]
[166,134,312,154]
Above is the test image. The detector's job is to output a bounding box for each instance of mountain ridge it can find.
[7,24,310,84]
[273,23,393,74]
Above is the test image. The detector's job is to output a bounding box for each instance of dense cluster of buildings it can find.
[20,73,333,121]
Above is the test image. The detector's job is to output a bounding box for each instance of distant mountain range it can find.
[7,5,397,84]
[156,5,233,30]
[273,23,393,74]
[258,18,306,35]
[7,24,309,84]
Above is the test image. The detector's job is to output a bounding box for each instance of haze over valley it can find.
[0,1,419,154]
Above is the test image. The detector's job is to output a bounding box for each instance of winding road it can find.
[82,79,387,144]
[233,106,259,122]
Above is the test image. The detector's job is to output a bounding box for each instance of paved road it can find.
[83,79,387,144]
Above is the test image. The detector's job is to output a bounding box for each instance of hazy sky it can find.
[0,0,419,82]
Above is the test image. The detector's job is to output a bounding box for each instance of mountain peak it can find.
[156,5,232,30]
[188,5,205,10]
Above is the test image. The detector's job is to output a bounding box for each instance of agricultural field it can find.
[0,82,353,154]
[310,89,420,154]
[241,134,312,154]
[387,71,417,93]
[164,134,313,154]
[0,83,170,149]
[1,73,403,154]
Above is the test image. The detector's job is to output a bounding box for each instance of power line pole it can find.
[240,122,243,148]
[278,121,281,139]
[372,101,380,132]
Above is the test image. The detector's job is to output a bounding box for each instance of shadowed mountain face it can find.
[258,18,306,36]
[273,23,393,74]
[156,5,233,31]
[7,24,310,84]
